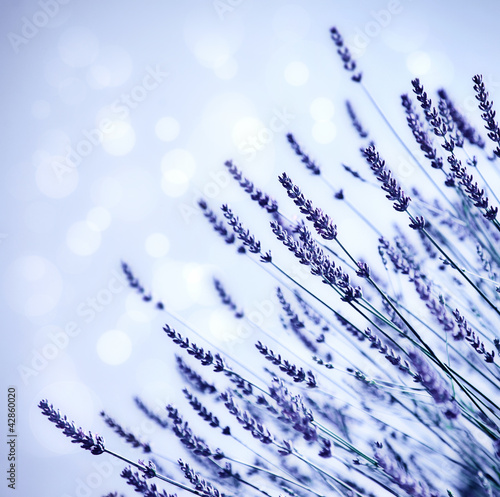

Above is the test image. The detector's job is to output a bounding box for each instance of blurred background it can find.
[2,1,500,496]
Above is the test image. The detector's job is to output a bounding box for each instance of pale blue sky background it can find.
[2,1,500,496]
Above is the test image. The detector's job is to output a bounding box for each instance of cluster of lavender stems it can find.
[38,24,500,497]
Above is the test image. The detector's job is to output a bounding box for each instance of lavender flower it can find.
[213,278,244,319]
[38,400,105,455]
[134,397,169,429]
[473,74,500,158]
[268,378,318,442]
[198,199,241,249]
[375,447,438,497]
[346,100,369,139]
[401,94,443,170]
[179,459,225,497]
[286,133,321,175]
[361,144,411,212]
[271,221,362,303]
[408,351,460,419]
[224,160,278,213]
[329,26,362,82]
[100,411,152,453]
[176,355,217,394]
[166,405,222,459]
[278,172,337,240]
[221,204,272,262]
[120,467,177,497]
[183,388,222,428]
[122,261,164,309]
[220,391,274,445]
[164,324,225,372]
[452,309,495,362]
[437,88,485,148]
[255,341,318,387]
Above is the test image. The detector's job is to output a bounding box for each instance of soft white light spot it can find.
[312,121,337,144]
[32,100,51,119]
[284,61,309,86]
[213,57,238,80]
[59,27,99,67]
[102,121,135,156]
[209,309,236,342]
[66,221,101,256]
[232,117,264,148]
[155,117,180,142]
[97,329,132,365]
[21,256,47,282]
[36,157,79,199]
[58,77,87,105]
[145,233,170,258]
[161,170,189,197]
[407,51,432,76]
[160,149,196,178]
[91,177,123,208]
[193,35,231,69]
[86,207,111,232]
[88,45,133,88]
[310,98,335,121]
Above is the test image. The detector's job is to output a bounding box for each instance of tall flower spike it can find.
[286,133,321,175]
[255,341,318,387]
[437,88,485,148]
[345,100,369,139]
[224,160,278,213]
[374,448,437,497]
[134,397,169,429]
[329,27,362,82]
[271,221,362,303]
[39,400,105,455]
[452,309,495,362]
[213,278,244,319]
[361,145,412,213]
[221,204,272,262]
[473,74,500,158]
[121,467,177,497]
[278,172,337,240]
[220,391,274,445]
[100,411,152,453]
[121,261,164,309]
[401,94,443,170]
[408,351,460,419]
[176,355,217,394]
[198,199,242,250]
[178,459,225,497]
[164,324,226,372]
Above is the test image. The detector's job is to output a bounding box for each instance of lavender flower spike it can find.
[224,160,278,213]
[473,74,500,158]
[278,172,337,240]
[39,399,105,455]
[329,26,362,82]
[408,351,460,419]
[221,204,272,262]
[361,145,411,213]
[375,447,437,497]
[286,133,321,175]
[100,411,152,453]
